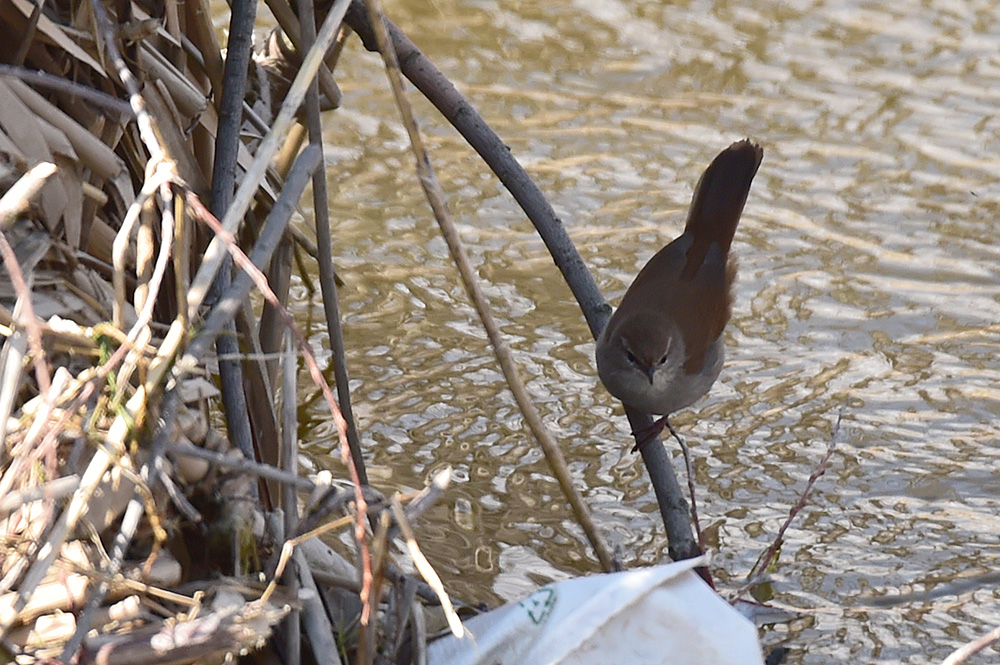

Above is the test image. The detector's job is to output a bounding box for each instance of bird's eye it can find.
[658,353,669,365]
[625,350,639,365]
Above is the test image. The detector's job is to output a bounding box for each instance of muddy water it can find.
[279,1,1000,662]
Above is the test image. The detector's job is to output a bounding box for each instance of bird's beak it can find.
[644,365,655,384]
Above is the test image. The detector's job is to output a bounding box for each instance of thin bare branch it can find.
[732,406,844,602]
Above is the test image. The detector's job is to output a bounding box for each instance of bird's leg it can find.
[630,415,670,452]
[666,422,706,553]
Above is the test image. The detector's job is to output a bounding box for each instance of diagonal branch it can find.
[343,1,697,563]
[362,0,616,573]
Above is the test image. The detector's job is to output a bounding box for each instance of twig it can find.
[389,497,463,638]
[731,406,844,601]
[666,420,704,551]
[862,570,1000,609]
[164,441,314,488]
[631,409,702,562]
[281,331,301,665]
[664,420,711,585]
[0,475,79,518]
[362,509,391,664]
[940,623,1000,665]
[299,0,368,488]
[362,0,616,573]
[397,466,450,526]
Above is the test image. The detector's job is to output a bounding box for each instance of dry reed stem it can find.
[294,547,344,665]
[0,164,59,395]
[389,496,464,638]
[362,0,617,573]
[281,331,301,665]
[940,623,1000,665]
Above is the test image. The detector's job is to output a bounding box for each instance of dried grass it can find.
[0,0,454,662]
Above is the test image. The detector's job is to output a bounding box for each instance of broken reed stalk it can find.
[362,0,616,573]
[389,494,464,639]
[298,0,368,486]
[940,623,1000,665]
[0,163,58,395]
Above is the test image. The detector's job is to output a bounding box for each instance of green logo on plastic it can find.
[520,588,555,625]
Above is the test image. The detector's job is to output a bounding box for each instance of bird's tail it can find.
[681,139,763,279]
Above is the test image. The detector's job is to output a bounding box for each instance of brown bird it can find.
[595,140,763,448]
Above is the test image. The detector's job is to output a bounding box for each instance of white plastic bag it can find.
[428,556,764,665]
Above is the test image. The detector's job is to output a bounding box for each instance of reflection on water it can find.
[290,1,1000,662]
